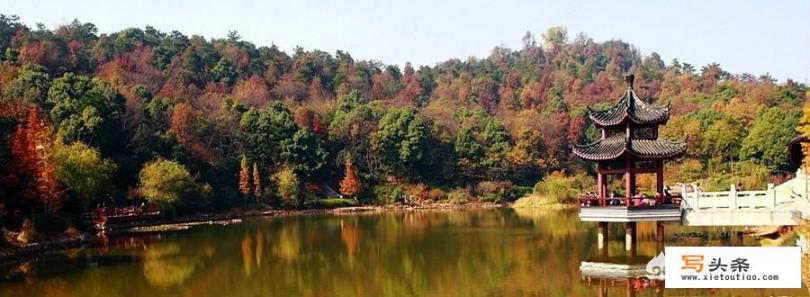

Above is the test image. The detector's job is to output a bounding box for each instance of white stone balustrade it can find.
[681,184,776,211]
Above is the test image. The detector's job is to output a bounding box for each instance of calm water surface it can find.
[0,209,806,296]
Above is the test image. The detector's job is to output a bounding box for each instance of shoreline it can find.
[0,201,510,265]
[107,202,508,234]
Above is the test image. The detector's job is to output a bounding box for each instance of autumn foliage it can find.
[0,14,807,231]
[339,158,362,198]
[239,156,251,195]
[3,107,64,214]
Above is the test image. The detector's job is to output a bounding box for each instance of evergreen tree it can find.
[739,107,800,171]
[46,73,125,153]
[252,163,262,198]
[240,103,296,167]
[238,155,251,195]
[371,107,430,180]
[281,127,328,179]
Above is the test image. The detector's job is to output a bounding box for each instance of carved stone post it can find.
[729,184,737,210]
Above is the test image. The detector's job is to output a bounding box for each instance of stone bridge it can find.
[581,169,810,227]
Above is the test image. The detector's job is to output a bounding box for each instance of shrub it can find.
[571,173,595,192]
[427,188,448,201]
[477,180,523,202]
[404,183,430,201]
[532,171,591,204]
[138,159,204,213]
[735,161,770,190]
[447,189,473,204]
[477,181,506,194]
[668,159,705,183]
[701,175,733,191]
[502,185,532,202]
[273,167,302,208]
[372,185,405,205]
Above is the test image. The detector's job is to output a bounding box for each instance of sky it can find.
[1,0,809,82]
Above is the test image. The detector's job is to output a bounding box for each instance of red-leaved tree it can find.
[339,158,362,198]
[6,107,65,214]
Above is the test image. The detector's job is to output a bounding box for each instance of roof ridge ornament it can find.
[573,73,687,161]
[625,74,634,89]
[626,89,633,110]
[587,73,670,127]
[625,74,635,111]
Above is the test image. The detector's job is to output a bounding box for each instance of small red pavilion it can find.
[573,74,686,207]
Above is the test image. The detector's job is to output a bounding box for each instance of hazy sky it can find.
[2,0,808,82]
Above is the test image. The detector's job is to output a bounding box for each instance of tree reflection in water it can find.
[0,209,806,297]
[142,242,197,287]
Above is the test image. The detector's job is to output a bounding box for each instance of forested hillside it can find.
[0,15,807,227]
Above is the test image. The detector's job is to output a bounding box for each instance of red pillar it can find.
[601,177,608,201]
[625,159,633,205]
[597,172,604,204]
[656,160,664,195]
[629,173,636,195]
[624,172,631,204]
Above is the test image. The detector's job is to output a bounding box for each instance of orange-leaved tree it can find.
[238,155,251,195]
[8,107,64,213]
[339,158,362,199]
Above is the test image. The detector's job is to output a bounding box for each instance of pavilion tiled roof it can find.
[572,135,687,161]
[588,78,671,126]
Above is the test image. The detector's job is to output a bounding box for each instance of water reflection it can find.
[143,243,197,287]
[0,209,807,296]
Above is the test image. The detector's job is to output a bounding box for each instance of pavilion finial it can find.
[625,74,634,89]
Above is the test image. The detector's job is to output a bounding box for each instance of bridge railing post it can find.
[729,184,737,210]
[767,183,775,208]
[680,184,689,210]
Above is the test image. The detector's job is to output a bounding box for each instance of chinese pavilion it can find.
[573,74,686,206]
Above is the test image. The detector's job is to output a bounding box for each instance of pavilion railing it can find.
[579,194,682,208]
[680,184,776,211]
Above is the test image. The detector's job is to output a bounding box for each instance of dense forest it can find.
[0,15,807,234]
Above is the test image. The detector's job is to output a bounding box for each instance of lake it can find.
[0,209,806,296]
